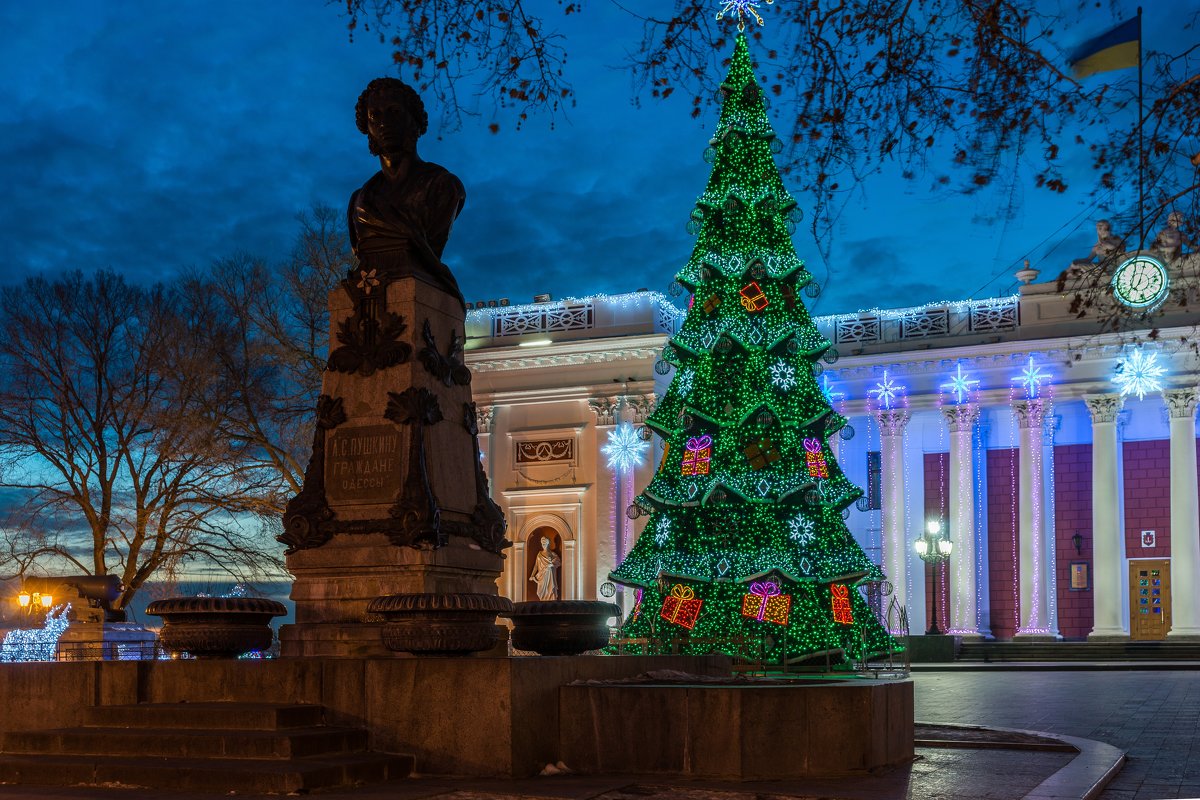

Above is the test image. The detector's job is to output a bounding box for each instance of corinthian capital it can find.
[475,404,495,434]
[941,404,980,434]
[588,396,618,426]
[628,394,657,423]
[1163,387,1199,420]
[1011,398,1049,430]
[875,408,910,437]
[1084,393,1124,425]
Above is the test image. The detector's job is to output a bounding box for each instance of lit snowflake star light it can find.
[1014,356,1046,399]
[654,518,671,547]
[716,0,774,30]
[602,422,650,473]
[1112,348,1167,401]
[788,513,815,545]
[869,371,903,410]
[821,374,845,404]
[941,363,979,404]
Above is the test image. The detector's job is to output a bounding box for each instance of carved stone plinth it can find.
[278,277,509,658]
[368,592,512,656]
[505,601,621,656]
[147,597,286,659]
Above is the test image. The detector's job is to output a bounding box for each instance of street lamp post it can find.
[16,590,53,616]
[914,519,952,635]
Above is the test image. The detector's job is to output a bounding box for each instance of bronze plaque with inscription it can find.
[325,424,404,504]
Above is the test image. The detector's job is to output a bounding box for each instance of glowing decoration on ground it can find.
[803,437,828,478]
[739,281,769,311]
[1014,356,1046,399]
[941,363,979,404]
[603,422,650,473]
[741,581,792,625]
[744,437,781,469]
[770,359,797,390]
[869,371,903,409]
[0,604,71,662]
[681,435,714,475]
[831,585,854,625]
[1113,347,1167,400]
[788,513,815,545]
[660,585,703,629]
[716,0,774,30]
[654,517,671,547]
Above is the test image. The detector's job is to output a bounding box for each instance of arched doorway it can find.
[525,526,563,601]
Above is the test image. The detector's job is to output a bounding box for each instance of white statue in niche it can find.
[531,536,561,601]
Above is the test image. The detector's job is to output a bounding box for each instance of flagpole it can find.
[1137,6,1144,248]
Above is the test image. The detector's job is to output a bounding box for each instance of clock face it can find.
[1111,255,1169,309]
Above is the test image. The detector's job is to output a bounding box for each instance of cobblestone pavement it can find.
[912,670,1200,800]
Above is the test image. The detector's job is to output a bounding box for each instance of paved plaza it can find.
[1,667,1196,799]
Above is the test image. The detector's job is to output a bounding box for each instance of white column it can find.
[942,404,981,636]
[876,409,910,631]
[1085,393,1128,640]
[1012,399,1051,636]
[1164,388,1200,639]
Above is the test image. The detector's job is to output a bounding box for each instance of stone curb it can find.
[917,721,1127,800]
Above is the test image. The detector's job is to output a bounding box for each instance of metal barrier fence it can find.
[0,640,165,662]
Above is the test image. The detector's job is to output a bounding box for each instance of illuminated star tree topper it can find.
[941,363,980,404]
[1112,347,1167,401]
[716,0,774,30]
[602,421,650,473]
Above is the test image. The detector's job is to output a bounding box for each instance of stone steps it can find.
[957,641,1200,662]
[0,702,412,793]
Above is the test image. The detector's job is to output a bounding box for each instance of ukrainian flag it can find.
[1067,17,1140,78]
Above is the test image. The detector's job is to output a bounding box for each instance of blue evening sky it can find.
[0,1,1180,316]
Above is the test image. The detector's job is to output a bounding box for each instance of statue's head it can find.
[356,77,428,157]
[1168,210,1184,228]
[1096,219,1112,237]
[541,536,551,550]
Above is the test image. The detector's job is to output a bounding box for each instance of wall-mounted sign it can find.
[1141,530,1156,548]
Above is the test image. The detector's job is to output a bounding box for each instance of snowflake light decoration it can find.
[820,374,845,404]
[869,371,903,410]
[602,422,650,473]
[654,517,671,547]
[788,513,815,545]
[675,367,695,396]
[1112,347,1167,401]
[716,0,774,30]
[940,363,980,404]
[770,359,797,391]
[1014,356,1046,399]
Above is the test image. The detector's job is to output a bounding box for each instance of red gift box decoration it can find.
[681,434,713,476]
[739,281,769,312]
[660,584,703,630]
[831,583,854,625]
[740,580,792,625]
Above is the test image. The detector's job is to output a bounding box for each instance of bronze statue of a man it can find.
[349,77,466,307]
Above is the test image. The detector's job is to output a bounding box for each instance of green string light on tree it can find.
[608,28,899,665]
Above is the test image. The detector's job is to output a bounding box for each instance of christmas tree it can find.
[609,31,898,665]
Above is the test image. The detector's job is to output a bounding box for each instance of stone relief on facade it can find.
[1012,398,1049,430]
[588,397,618,426]
[515,439,575,464]
[875,408,910,436]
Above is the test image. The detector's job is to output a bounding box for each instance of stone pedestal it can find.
[279,275,508,658]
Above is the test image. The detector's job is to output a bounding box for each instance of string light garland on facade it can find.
[1112,347,1167,400]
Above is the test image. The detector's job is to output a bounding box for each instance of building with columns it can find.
[465,245,1199,642]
